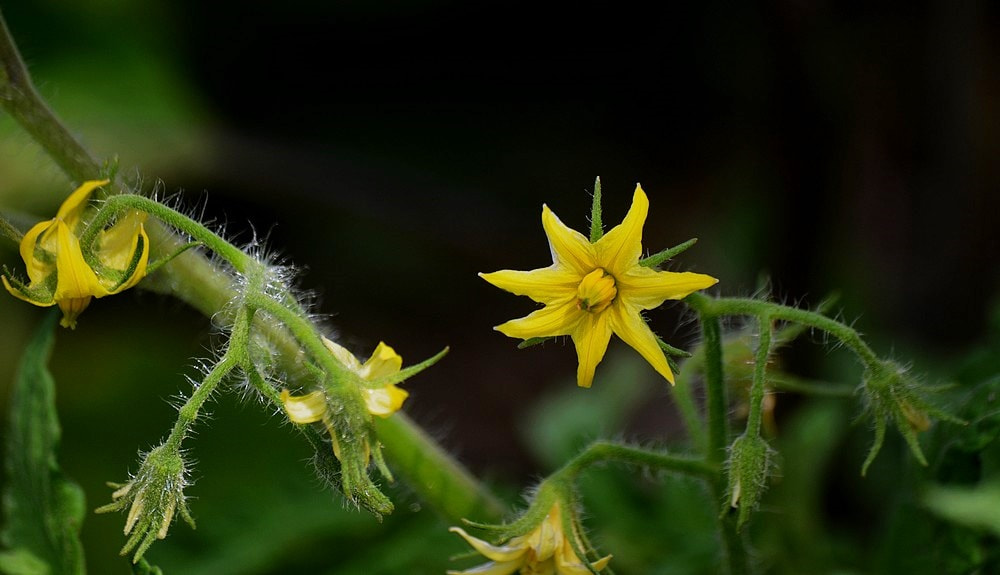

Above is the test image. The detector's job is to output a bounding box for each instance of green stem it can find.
[745,316,772,438]
[687,294,879,366]
[375,414,505,523]
[673,356,708,453]
[0,9,102,183]
[82,195,255,274]
[556,440,716,481]
[693,305,728,465]
[165,352,236,452]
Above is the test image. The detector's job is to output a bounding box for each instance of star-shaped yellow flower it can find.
[481,184,717,387]
[2,180,149,328]
[448,502,612,575]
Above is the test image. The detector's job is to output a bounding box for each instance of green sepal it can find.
[145,241,202,276]
[517,336,553,349]
[0,213,24,245]
[589,176,603,243]
[639,238,698,268]
[362,347,449,390]
[0,310,87,575]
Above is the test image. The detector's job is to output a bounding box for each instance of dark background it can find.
[1,1,998,573]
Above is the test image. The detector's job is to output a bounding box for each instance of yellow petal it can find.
[19,219,56,285]
[556,538,612,574]
[617,266,718,310]
[449,527,528,563]
[114,222,150,292]
[98,210,148,269]
[572,311,613,388]
[359,341,402,380]
[541,205,595,276]
[322,336,364,371]
[2,275,56,307]
[446,561,523,575]
[364,384,409,417]
[495,299,581,340]
[525,505,563,561]
[608,302,675,385]
[57,179,109,231]
[593,184,647,276]
[479,267,579,305]
[280,389,328,423]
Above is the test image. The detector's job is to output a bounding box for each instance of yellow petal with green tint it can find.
[98,208,150,276]
[57,179,108,231]
[541,204,595,275]
[495,299,581,340]
[2,275,56,307]
[280,389,328,423]
[594,184,648,276]
[448,528,528,563]
[19,219,56,284]
[618,266,719,310]
[479,267,579,304]
[608,301,675,385]
[573,311,613,388]
[556,537,612,574]
[364,384,409,417]
[446,561,523,575]
[359,342,402,380]
[322,337,364,371]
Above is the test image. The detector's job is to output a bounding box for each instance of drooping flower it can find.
[281,338,408,461]
[2,180,149,328]
[448,501,612,575]
[481,184,717,387]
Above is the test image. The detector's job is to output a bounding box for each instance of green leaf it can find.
[1,311,86,575]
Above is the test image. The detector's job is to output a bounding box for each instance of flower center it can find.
[576,268,617,314]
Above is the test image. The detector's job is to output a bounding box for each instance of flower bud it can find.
[95,443,194,562]
[726,433,774,529]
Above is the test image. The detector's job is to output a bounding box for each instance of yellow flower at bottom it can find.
[480,184,718,387]
[2,180,149,328]
[449,502,612,575]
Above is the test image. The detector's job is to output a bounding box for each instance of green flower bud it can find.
[726,433,775,529]
[95,443,194,563]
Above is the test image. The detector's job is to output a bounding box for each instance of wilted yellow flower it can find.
[281,338,408,461]
[2,180,149,328]
[449,502,611,575]
[481,184,717,387]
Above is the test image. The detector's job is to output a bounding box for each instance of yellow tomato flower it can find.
[2,180,149,328]
[449,502,612,575]
[281,338,408,461]
[481,184,717,387]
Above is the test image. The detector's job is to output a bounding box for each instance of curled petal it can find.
[20,219,55,284]
[322,337,364,371]
[2,275,56,308]
[594,184,648,276]
[495,299,581,340]
[479,267,579,304]
[617,266,718,310]
[364,384,409,418]
[449,528,528,563]
[280,389,328,423]
[541,205,595,275]
[54,221,106,328]
[556,537,612,574]
[360,341,402,380]
[56,179,108,229]
[573,311,613,388]
[446,561,523,575]
[608,301,675,385]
